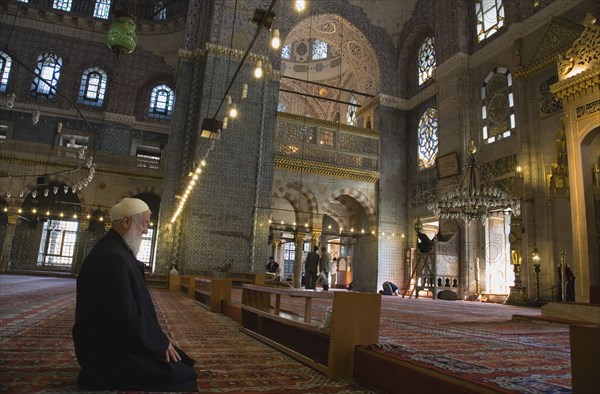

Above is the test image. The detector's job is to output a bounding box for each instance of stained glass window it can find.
[0,51,12,93]
[148,84,175,120]
[481,67,514,144]
[78,67,107,107]
[37,219,79,268]
[418,36,436,85]
[476,0,504,42]
[312,39,328,60]
[281,44,292,60]
[31,52,62,99]
[417,108,438,170]
[93,0,111,19]
[52,0,72,12]
[154,2,167,20]
[346,93,357,125]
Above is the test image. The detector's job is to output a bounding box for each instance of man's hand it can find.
[165,342,181,363]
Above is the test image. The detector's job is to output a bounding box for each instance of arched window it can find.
[481,67,514,144]
[78,67,108,107]
[418,36,436,85]
[476,0,505,42]
[417,108,438,170]
[52,0,72,12]
[148,84,175,120]
[346,94,357,125]
[281,44,292,60]
[93,0,111,19]
[31,52,62,99]
[312,40,328,60]
[153,2,167,20]
[0,51,12,93]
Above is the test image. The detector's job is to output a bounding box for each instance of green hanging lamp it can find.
[106,9,137,56]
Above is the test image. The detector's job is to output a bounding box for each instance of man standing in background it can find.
[304,245,320,290]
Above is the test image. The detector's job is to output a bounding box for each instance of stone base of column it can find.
[504,286,531,306]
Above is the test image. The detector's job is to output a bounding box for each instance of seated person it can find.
[72,198,197,392]
[417,231,433,253]
[379,281,401,296]
[266,257,279,273]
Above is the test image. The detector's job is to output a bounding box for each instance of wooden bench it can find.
[227,272,266,287]
[241,284,380,378]
[194,277,232,312]
[179,275,196,298]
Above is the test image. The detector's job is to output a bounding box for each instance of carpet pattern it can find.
[0,275,379,393]
[229,288,572,393]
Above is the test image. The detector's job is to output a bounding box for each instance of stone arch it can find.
[397,21,435,98]
[134,73,176,122]
[324,187,377,230]
[272,181,319,225]
[117,189,162,222]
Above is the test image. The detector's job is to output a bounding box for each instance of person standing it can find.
[304,245,320,290]
[319,246,332,291]
[72,198,197,391]
[330,257,338,288]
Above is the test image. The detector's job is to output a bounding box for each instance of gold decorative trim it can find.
[274,156,379,183]
[558,13,599,80]
[179,44,281,79]
[276,112,380,138]
[550,66,600,102]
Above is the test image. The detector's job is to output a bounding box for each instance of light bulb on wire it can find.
[254,60,263,79]
[271,29,280,49]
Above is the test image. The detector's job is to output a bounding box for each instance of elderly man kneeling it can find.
[72,198,197,391]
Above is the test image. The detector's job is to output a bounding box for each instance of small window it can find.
[153,2,167,20]
[475,0,505,42]
[52,0,73,12]
[136,145,161,170]
[78,67,108,107]
[93,0,111,19]
[60,134,89,149]
[319,130,334,146]
[346,94,357,125]
[0,51,12,93]
[418,36,436,85]
[281,44,292,60]
[312,40,328,60]
[31,52,62,99]
[148,84,175,120]
[417,108,439,170]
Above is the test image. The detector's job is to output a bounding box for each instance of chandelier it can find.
[428,140,521,222]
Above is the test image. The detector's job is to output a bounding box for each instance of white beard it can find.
[122,229,142,256]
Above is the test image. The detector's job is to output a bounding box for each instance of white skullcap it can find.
[110,198,150,221]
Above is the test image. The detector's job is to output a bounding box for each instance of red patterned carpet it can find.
[0,275,572,393]
[0,275,380,393]
[229,288,572,393]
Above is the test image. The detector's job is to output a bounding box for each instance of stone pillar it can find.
[271,239,280,268]
[293,233,305,288]
[0,214,17,272]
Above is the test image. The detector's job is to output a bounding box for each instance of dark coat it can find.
[72,229,196,391]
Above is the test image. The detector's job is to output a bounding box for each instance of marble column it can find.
[0,213,17,272]
[293,233,305,288]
